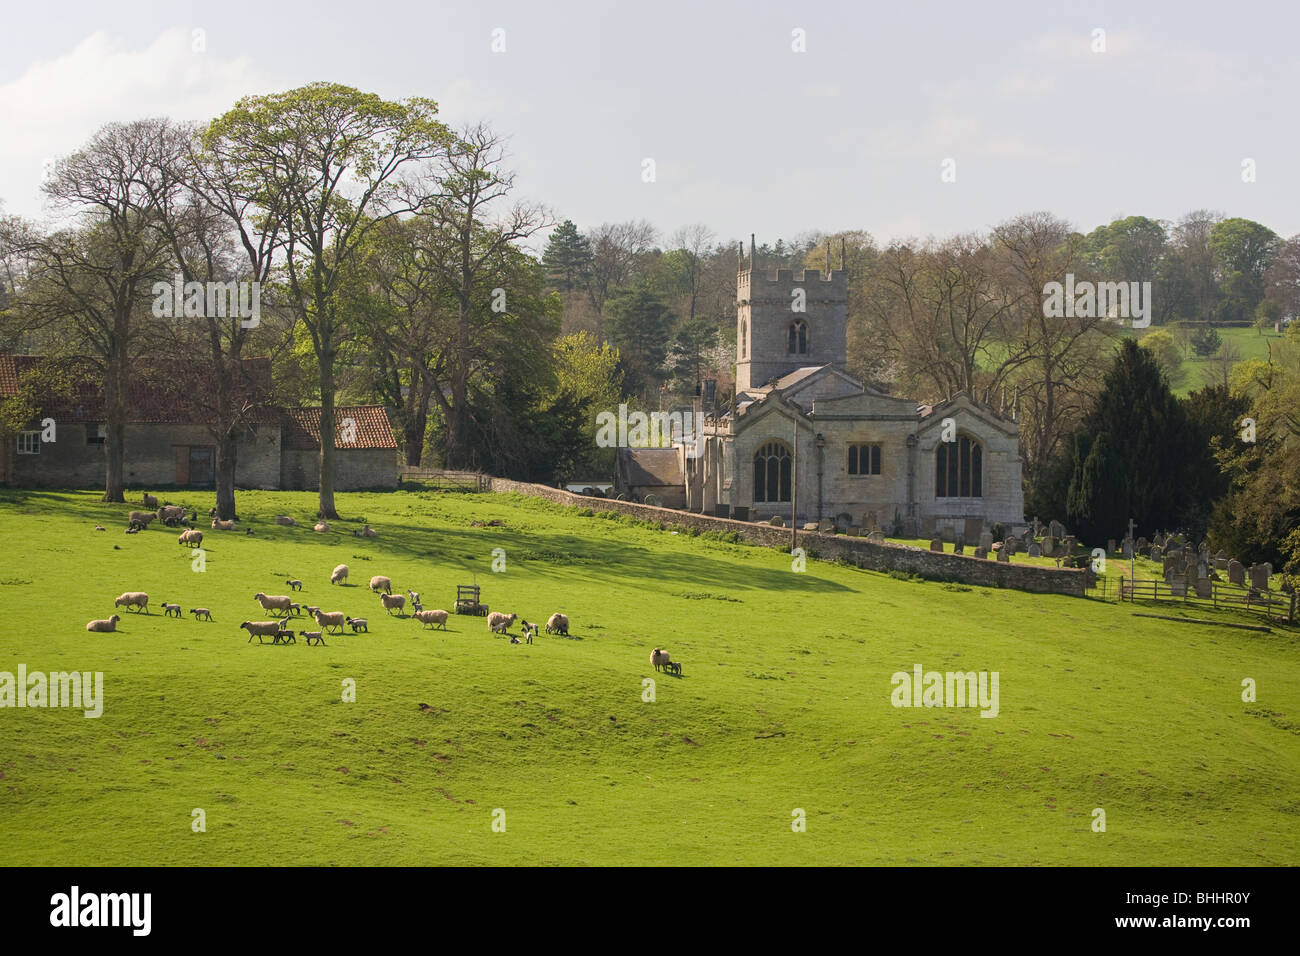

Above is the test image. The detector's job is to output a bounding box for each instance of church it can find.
[628,238,1026,539]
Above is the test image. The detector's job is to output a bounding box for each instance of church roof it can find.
[618,447,683,487]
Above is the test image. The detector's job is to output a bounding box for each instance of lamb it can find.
[666,661,682,676]
[178,529,203,547]
[285,579,303,591]
[487,611,516,634]
[379,592,406,615]
[275,628,296,644]
[313,609,346,634]
[161,603,182,618]
[208,507,217,517]
[368,575,392,594]
[305,605,321,617]
[301,630,325,646]
[142,492,159,508]
[253,592,293,616]
[346,616,369,633]
[330,564,349,586]
[520,620,537,644]
[413,609,449,630]
[650,648,672,672]
[127,511,156,528]
[275,515,297,526]
[241,620,283,642]
[545,613,569,636]
[114,592,150,613]
[286,602,303,617]
[211,518,235,531]
[353,525,378,538]
[313,521,329,533]
[94,525,106,531]
[157,505,187,525]
[407,590,421,607]
[188,608,213,621]
[85,615,121,632]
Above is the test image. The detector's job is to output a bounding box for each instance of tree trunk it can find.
[318,356,339,520]
[403,410,426,467]
[101,354,126,503]
[215,430,238,521]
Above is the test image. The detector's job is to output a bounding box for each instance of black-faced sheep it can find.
[354,525,377,538]
[142,492,159,509]
[545,613,569,636]
[161,603,182,618]
[487,611,516,634]
[115,592,150,613]
[650,648,672,672]
[127,511,156,528]
[346,616,368,633]
[86,615,122,632]
[286,579,303,591]
[178,529,203,547]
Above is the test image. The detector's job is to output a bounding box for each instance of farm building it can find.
[0,351,398,491]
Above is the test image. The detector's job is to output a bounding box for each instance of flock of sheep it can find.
[84,492,682,673]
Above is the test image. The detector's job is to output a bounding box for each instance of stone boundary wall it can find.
[488,478,1086,597]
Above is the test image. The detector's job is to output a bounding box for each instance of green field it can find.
[1,489,1297,866]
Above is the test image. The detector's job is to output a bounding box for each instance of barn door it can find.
[174,445,190,485]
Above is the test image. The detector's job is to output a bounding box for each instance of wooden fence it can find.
[397,466,490,492]
[1117,575,1297,625]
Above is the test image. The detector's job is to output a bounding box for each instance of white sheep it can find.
[85,615,121,632]
[354,525,377,538]
[253,592,293,616]
[211,518,235,531]
[545,613,569,636]
[487,611,516,634]
[189,608,213,621]
[302,630,325,645]
[178,529,203,547]
[379,592,406,615]
[158,505,187,525]
[142,492,159,508]
[346,616,369,633]
[313,609,346,634]
[114,592,150,613]
[520,620,537,644]
[408,590,421,606]
[127,511,156,528]
[330,564,349,586]
[275,515,297,526]
[313,521,329,533]
[413,609,449,630]
[241,620,282,642]
[369,575,392,594]
[161,603,182,618]
[650,648,672,672]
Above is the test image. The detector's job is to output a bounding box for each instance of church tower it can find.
[735,235,848,391]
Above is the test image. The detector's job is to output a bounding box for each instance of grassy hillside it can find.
[1,489,1297,866]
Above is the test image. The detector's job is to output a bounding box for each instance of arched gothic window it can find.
[788,320,808,354]
[753,440,792,503]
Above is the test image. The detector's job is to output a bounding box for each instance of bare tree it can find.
[584,219,656,334]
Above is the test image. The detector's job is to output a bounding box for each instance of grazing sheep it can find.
[161,603,182,618]
[189,608,213,621]
[158,505,187,525]
[519,620,537,644]
[275,515,297,527]
[650,648,672,672]
[127,511,156,528]
[142,492,159,508]
[545,613,569,636]
[253,592,293,616]
[178,529,203,547]
[114,592,150,614]
[413,609,448,630]
[330,564,349,586]
[346,616,369,633]
[368,575,392,594]
[313,521,329,533]
[211,518,235,531]
[313,609,346,634]
[487,611,516,634]
[241,620,283,642]
[285,579,303,591]
[302,630,325,646]
[379,592,406,615]
[85,615,122,632]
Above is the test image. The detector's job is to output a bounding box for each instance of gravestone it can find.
[1250,564,1270,591]
[929,538,943,552]
[1152,533,1165,549]
[996,548,1009,563]
[940,525,955,543]
[1228,560,1244,585]
[818,517,834,533]
[1042,535,1056,557]
[1027,542,1042,558]
[1107,539,1117,555]
[1136,536,1148,552]
[1197,553,1209,579]
[1169,576,1187,597]
[1122,538,1134,559]
[867,531,885,544]
[1163,554,1178,576]
[1062,535,1077,555]
[864,511,877,531]
[953,540,964,555]
[973,547,988,559]
[1264,562,1273,577]
[1214,556,1228,571]
[1195,578,1213,598]
[922,516,937,537]
[1216,549,1226,561]
[847,525,860,537]
[979,531,994,552]
[1003,537,1019,556]
[1149,545,1162,562]
[1049,520,1065,539]
[769,515,785,527]
[964,517,983,542]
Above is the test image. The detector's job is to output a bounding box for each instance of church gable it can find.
[917,394,1019,440]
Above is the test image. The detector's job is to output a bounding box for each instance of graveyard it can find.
[1,487,1297,866]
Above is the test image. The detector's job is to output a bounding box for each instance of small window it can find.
[848,443,881,476]
[17,431,40,455]
[86,423,106,445]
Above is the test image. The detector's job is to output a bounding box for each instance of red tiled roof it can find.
[283,406,396,450]
[0,352,17,396]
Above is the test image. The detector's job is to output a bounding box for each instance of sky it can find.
[1,0,1295,251]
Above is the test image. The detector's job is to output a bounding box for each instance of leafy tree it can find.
[1209,218,1279,323]
[1138,328,1182,379]
[1191,326,1221,357]
[667,316,718,394]
[606,283,675,397]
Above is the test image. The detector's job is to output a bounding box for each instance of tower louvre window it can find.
[787,320,808,355]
